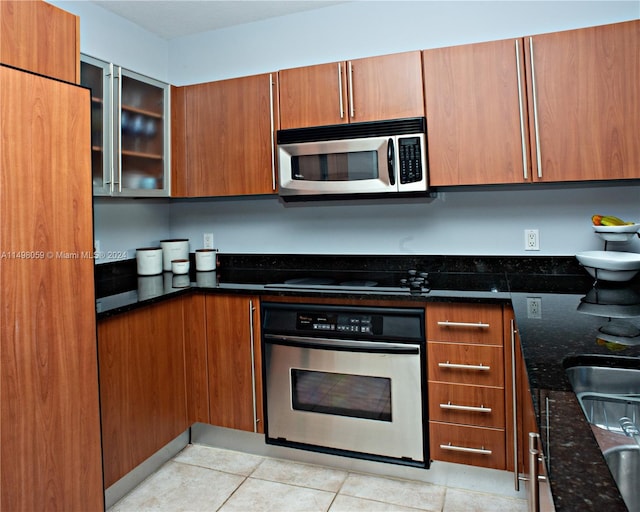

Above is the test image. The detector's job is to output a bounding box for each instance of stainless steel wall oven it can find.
[261,302,428,468]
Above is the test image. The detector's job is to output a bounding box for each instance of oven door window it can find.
[291,151,378,182]
[291,369,391,422]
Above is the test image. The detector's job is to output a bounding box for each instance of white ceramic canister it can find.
[160,239,189,271]
[136,247,163,275]
[171,258,190,274]
[195,249,217,271]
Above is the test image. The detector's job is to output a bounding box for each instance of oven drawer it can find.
[427,303,503,345]
[428,342,504,387]
[429,382,505,428]
[430,421,506,470]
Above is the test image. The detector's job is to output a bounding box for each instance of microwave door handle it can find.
[387,138,396,186]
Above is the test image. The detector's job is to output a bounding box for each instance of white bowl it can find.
[576,251,640,282]
[593,223,639,242]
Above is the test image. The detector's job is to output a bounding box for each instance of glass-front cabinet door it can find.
[80,54,169,197]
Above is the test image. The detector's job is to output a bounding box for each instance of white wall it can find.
[52,0,640,259]
[170,184,640,256]
[168,1,639,85]
[49,0,169,81]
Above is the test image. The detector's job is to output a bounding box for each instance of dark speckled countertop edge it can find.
[95,254,639,510]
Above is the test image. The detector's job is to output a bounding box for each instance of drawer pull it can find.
[440,402,492,413]
[437,321,490,328]
[438,361,491,371]
[440,443,492,455]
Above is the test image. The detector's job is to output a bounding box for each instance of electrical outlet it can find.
[525,229,540,251]
[526,297,542,319]
[203,233,214,249]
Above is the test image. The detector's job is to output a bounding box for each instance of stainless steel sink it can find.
[566,365,640,432]
[604,445,640,511]
[566,363,640,509]
[566,365,640,396]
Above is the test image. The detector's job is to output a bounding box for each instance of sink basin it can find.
[604,445,640,511]
[566,365,640,396]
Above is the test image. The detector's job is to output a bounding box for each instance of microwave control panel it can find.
[398,137,422,184]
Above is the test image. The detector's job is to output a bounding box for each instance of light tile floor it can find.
[108,444,528,512]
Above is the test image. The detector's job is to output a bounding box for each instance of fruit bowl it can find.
[592,223,640,242]
[576,251,640,282]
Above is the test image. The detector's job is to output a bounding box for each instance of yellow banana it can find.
[600,215,627,226]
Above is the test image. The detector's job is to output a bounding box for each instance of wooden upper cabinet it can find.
[279,51,425,130]
[425,20,639,187]
[424,39,531,186]
[0,0,79,83]
[525,20,640,182]
[173,73,278,197]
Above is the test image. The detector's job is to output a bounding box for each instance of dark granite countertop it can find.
[95,254,640,510]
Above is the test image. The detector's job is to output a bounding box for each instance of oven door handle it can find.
[264,334,420,355]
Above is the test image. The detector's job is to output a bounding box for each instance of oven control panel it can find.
[297,312,381,335]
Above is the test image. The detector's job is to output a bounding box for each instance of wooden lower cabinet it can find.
[98,298,189,488]
[205,295,263,433]
[427,302,515,471]
[429,422,506,469]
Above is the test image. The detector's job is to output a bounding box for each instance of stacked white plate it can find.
[576,251,640,282]
[592,223,639,242]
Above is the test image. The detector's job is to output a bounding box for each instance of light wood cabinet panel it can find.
[176,73,277,197]
[205,295,263,433]
[428,342,504,387]
[430,422,506,470]
[279,61,347,129]
[98,298,188,488]
[427,302,504,344]
[0,0,79,83]
[183,294,210,424]
[423,38,530,186]
[171,85,188,197]
[525,20,640,182]
[427,302,510,471]
[1,65,102,511]
[425,20,640,187]
[429,382,505,428]
[279,51,424,130]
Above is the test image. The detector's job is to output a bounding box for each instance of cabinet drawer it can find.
[428,382,505,428]
[427,303,503,344]
[428,342,504,387]
[430,421,506,470]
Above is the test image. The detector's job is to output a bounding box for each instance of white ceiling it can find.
[91,0,349,40]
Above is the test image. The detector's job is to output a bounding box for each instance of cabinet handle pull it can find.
[438,361,490,371]
[115,65,122,193]
[440,402,492,413]
[337,63,344,119]
[528,432,541,512]
[529,37,542,179]
[510,318,520,491]
[348,61,355,118]
[440,443,492,455]
[437,321,490,328]
[269,73,276,191]
[106,63,115,192]
[515,40,528,181]
[249,299,258,432]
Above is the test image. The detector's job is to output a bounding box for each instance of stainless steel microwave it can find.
[277,118,428,200]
